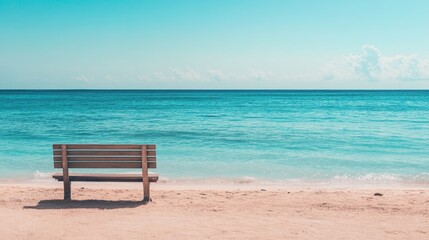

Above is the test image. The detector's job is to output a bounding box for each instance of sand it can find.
[0,182,428,240]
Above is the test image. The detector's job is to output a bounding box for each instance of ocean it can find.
[0,90,428,185]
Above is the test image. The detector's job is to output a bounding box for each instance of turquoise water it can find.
[0,90,428,184]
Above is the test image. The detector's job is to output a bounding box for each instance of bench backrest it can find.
[53,144,156,169]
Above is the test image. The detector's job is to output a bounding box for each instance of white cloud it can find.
[323,45,429,82]
[148,67,273,82]
[150,67,204,82]
[70,74,94,83]
[248,68,273,80]
[169,67,201,81]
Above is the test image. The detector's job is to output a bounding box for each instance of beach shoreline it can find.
[1,176,429,191]
[0,183,428,240]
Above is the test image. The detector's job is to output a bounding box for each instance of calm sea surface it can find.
[0,90,428,184]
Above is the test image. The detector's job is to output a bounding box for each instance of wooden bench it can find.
[52,144,158,202]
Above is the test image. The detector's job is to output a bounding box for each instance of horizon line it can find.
[0,89,428,91]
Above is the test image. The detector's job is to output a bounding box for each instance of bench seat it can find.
[53,173,159,182]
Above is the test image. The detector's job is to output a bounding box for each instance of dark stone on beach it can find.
[261,189,267,191]
[374,193,383,196]
[288,192,290,194]
[80,187,84,190]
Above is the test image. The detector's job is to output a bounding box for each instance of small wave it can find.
[200,114,223,118]
[409,173,429,184]
[235,176,257,184]
[330,173,404,185]
[33,171,55,180]
[156,176,258,185]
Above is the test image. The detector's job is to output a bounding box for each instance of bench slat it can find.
[53,149,155,153]
[54,151,143,156]
[53,144,156,150]
[53,157,156,162]
[53,150,156,156]
[54,161,156,168]
[52,173,159,182]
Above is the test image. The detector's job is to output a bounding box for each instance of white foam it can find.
[33,171,55,179]
[330,173,406,185]
[19,171,429,189]
[154,176,258,185]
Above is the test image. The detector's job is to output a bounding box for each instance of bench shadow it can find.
[24,199,149,210]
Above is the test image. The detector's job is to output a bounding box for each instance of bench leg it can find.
[143,182,150,202]
[64,181,71,200]
[61,144,71,200]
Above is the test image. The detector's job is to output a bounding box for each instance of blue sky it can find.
[1,0,429,89]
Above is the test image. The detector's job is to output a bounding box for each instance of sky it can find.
[1,0,429,89]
